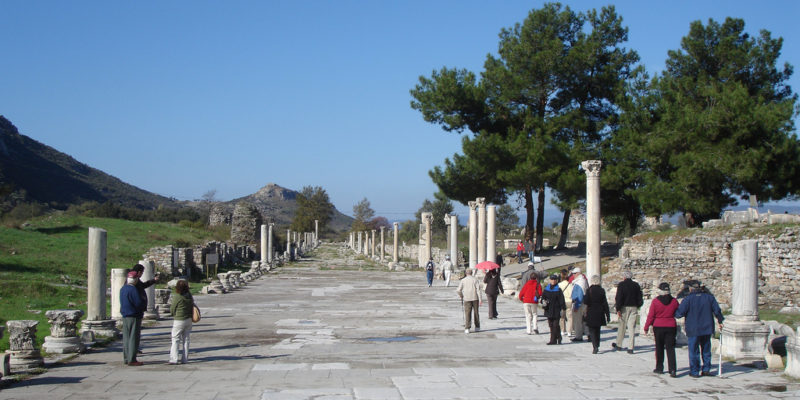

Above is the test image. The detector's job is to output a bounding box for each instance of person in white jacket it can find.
[456,269,483,333]
[440,255,454,287]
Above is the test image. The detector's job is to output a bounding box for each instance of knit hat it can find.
[657,282,670,296]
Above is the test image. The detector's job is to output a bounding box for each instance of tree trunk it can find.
[524,185,534,242]
[557,209,570,249]
[535,187,545,252]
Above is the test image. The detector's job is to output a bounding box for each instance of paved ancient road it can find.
[2,244,798,399]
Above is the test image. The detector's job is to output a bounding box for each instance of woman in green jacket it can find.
[169,280,194,364]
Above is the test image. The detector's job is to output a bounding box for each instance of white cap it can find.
[571,267,581,274]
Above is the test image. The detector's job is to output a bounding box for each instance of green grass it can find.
[0,213,230,353]
[760,309,800,329]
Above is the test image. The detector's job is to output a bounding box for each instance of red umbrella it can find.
[475,261,500,271]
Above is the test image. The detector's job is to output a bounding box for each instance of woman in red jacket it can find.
[643,282,679,378]
[518,274,543,334]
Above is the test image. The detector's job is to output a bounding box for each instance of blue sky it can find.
[2,1,798,224]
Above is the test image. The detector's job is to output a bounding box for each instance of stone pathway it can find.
[1,244,797,399]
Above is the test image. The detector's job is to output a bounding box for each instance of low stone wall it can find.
[605,225,800,308]
[142,241,257,277]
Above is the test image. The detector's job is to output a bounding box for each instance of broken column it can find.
[80,227,118,337]
[392,222,399,263]
[380,226,385,261]
[43,309,85,354]
[267,223,274,264]
[142,260,158,320]
[422,212,433,263]
[477,198,486,263]
[720,239,769,361]
[110,268,127,321]
[487,205,496,264]
[155,289,171,317]
[582,160,602,279]
[468,201,478,269]
[5,320,44,372]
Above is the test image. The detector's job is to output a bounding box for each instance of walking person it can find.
[484,268,504,319]
[120,271,146,366]
[457,269,482,333]
[542,274,566,345]
[169,279,194,365]
[584,275,610,354]
[425,257,435,287]
[558,269,574,337]
[516,241,525,264]
[440,255,454,287]
[518,272,543,334]
[570,272,588,342]
[643,282,679,378]
[613,270,643,353]
[674,281,724,378]
[526,239,535,262]
[519,262,536,288]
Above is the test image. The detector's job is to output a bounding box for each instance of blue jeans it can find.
[426,270,433,286]
[687,335,712,375]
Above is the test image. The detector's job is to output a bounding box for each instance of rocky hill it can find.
[0,115,175,210]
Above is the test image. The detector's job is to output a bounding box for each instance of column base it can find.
[786,331,800,378]
[721,319,769,362]
[143,310,159,320]
[43,336,84,354]
[80,319,119,338]
[6,349,44,372]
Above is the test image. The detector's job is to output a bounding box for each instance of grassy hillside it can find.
[0,213,227,354]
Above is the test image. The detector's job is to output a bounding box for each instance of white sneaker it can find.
[465,329,470,334]
[526,329,531,335]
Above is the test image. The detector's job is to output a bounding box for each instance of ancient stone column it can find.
[363,232,369,256]
[110,268,127,320]
[370,230,376,258]
[468,201,478,269]
[449,214,458,268]
[142,260,158,320]
[81,227,117,337]
[487,205,496,264]
[357,231,362,254]
[267,223,274,263]
[6,320,44,372]
[392,222,399,263]
[43,309,85,354]
[315,220,319,246]
[582,160,602,279]
[380,226,385,261]
[721,239,769,361]
[421,212,433,263]
[260,224,268,264]
[155,288,171,316]
[477,198,487,263]
[286,229,292,257]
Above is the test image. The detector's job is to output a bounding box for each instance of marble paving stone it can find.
[353,387,402,400]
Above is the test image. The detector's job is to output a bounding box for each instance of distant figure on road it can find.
[169,279,195,365]
[425,257,435,287]
[484,268,504,319]
[440,255,454,287]
[613,270,643,353]
[526,239,535,262]
[457,269,482,334]
[518,272,543,334]
[584,275,610,354]
[516,241,525,263]
[643,282,679,378]
[674,281,724,378]
[542,274,566,345]
[120,270,146,366]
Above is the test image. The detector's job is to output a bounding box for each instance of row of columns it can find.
[466,198,496,268]
[347,227,388,261]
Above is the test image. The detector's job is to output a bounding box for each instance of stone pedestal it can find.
[582,160,602,279]
[786,327,800,378]
[110,268,127,320]
[392,223,399,263]
[476,198,486,263]
[468,201,478,269]
[721,240,769,362]
[6,320,44,372]
[142,260,158,320]
[155,289,172,316]
[43,310,85,354]
[218,273,233,292]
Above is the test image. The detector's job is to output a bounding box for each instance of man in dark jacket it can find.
[132,263,158,352]
[675,281,724,377]
[121,271,147,366]
[613,270,643,353]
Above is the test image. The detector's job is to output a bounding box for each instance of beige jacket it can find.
[457,275,482,302]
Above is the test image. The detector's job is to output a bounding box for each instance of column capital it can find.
[581,160,603,177]
[421,212,433,222]
[468,201,477,210]
[393,222,399,228]
[476,197,486,207]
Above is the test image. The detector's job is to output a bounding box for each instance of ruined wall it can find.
[605,225,800,308]
[142,241,257,276]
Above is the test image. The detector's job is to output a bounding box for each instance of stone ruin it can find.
[230,202,262,245]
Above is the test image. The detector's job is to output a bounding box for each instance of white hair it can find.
[623,270,633,279]
[590,275,601,285]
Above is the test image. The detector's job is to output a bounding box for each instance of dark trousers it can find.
[122,316,142,364]
[463,300,480,330]
[426,270,433,286]
[654,327,677,373]
[687,334,712,376]
[487,293,499,318]
[548,318,561,344]
[588,326,601,350]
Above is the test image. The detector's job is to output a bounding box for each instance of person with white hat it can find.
[440,255,454,287]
